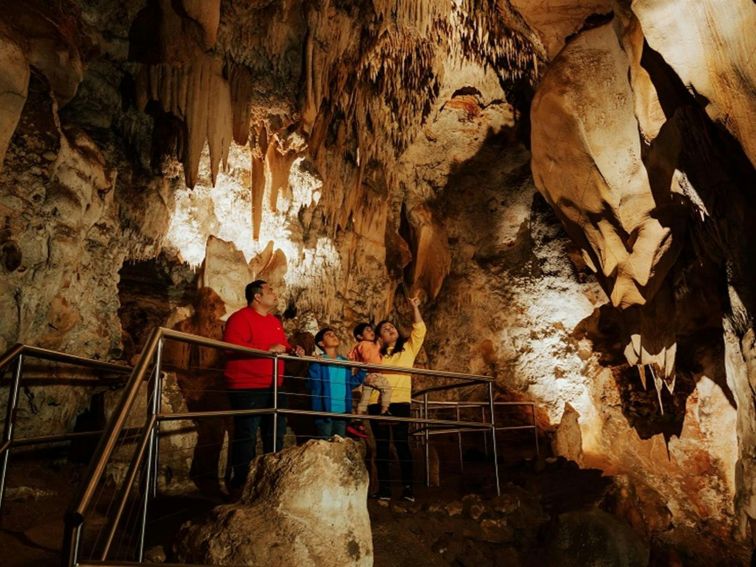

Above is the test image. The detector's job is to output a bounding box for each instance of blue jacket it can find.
[308,355,365,413]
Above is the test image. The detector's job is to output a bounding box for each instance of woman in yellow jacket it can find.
[368,296,425,502]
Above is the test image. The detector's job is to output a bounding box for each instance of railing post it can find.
[150,338,164,497]
[272,353,279,452]
[488,382,500,496]
[481,406,489,457]
[456,404,464,473]
[61,517,82,567]
[0,354,24,513]
[138,339,163,561]
[424,393,430,487]
[532,404,540,458]
[137,434,154,562]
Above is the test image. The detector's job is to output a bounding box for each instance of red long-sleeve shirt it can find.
[223,307,290,389]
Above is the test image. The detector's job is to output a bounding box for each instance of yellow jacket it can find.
[369,321,426,404]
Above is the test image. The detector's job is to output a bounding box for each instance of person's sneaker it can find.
[369,490,391,501]
[401,485,415,502]
[346,421,368,439]
[380,408,392,416]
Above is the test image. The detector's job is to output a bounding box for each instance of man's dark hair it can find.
[245,280,267,304]
[353,322,373,340]
[314,327,334,348]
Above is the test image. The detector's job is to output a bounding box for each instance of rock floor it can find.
[0,449,746,566]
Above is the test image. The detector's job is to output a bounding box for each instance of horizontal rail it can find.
[161,328,493,382]
[414,380,491,397]
[0,344,130,375]
[157,407,492,430]
[411,399,536,407]
[412,424,537,436]
[10,430,103,448]
[78,562,205,567]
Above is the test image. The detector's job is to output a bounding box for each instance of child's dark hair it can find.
[353,322,373,340]
[376,320,407,356]
[314,327,333,347]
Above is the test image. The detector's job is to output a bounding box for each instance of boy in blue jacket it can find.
[309,327,365,439]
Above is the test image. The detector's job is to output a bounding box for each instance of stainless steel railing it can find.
[63,327,514,566]
[0,344,131,514]
[411,397,539,482]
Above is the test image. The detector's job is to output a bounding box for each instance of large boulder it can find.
[174,437,373,566]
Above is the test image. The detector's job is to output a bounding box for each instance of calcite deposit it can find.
[174,438,373,566]
[0,0,754,564]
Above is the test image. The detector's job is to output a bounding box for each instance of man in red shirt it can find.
[224,279,304,490]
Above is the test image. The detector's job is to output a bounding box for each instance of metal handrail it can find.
[0,343,131,516]
[410,397,540,473]
[0,344,131,376]
[163,328,494,382]
[63,326,503,566]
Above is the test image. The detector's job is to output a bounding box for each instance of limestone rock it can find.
[531,22,682,313]
[632,0,756,166]
[510,0,613,59]
[0,35,29,172]
[553,403,583,463]
[174,438,373,566]
[546,509,649,567]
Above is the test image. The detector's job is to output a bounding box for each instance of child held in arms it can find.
[308,328,366,439]
[346,323,392,438]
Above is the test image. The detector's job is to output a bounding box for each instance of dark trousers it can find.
[227,388,287,488]
[314,417,348,439]
[369,402,413,494]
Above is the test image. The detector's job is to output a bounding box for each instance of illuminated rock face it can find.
[529,6,755,560]
[175,438,373,566]
[0,0,754,562]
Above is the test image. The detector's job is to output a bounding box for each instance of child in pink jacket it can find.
[346,323,392,437]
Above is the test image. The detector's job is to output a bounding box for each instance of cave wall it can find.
[529,0,755,558]
[0,0,754,562]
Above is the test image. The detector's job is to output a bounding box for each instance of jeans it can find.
[227,389,287,488]
[314,417,348,439]
[369,402,413,494]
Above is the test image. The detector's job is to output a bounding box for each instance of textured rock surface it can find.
[174,438,372,566]
[0,1,754,563]
[546,509,649,567]
[632,0,756,166]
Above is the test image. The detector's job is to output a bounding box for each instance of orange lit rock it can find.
[532,23,683,312]
[0,35,28,173]
[406,204,451,300]
[510,0,613,59]
[180,0,221,49]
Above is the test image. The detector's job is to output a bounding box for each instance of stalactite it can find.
[266,136,299,211]
[250,124,268,240]
[136,52,232,187]
[407,209,451,300]
[180,0,222,49]
[229,63,254,144]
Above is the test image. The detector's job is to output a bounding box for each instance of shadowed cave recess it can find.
[0,0,754,566]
